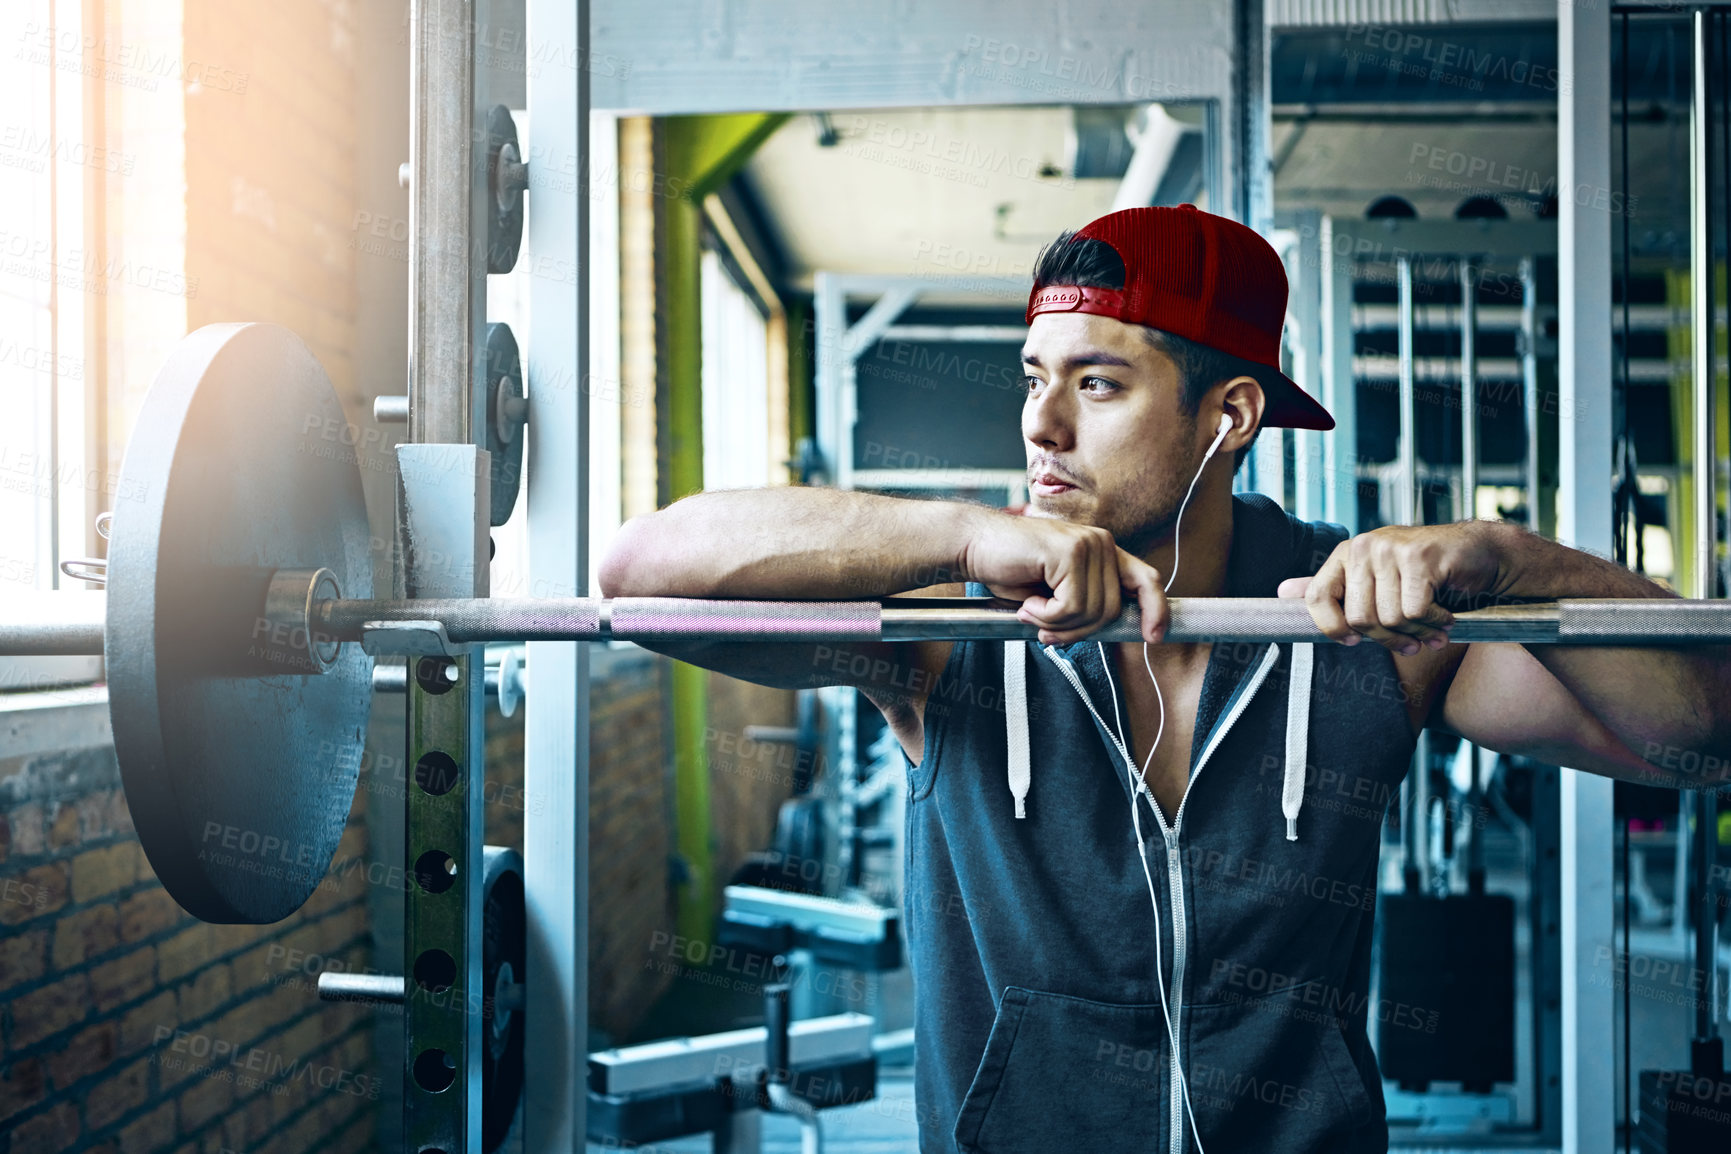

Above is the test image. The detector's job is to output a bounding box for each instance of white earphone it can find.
[1206,411,1233,458]
[1095,408,1232,1153]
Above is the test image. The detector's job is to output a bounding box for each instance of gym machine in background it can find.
[586,887,902,1152]
[1375,246,1518,1121]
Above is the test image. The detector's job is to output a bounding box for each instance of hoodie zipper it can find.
[1042,642,1283,1154]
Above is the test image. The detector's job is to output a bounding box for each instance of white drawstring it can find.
[1005,640,1030,818]
[1283,643,1314,841]
[1007,636,1318,842]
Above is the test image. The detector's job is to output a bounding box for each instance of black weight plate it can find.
[482,845,526,1153]
[486,104,524,274]
[772,798,825,894]
[106,324,374,924]
[482,323,523,527]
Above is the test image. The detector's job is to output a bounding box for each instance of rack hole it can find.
[414,751,460,796]
[412,1049,457,1093]
[414,657,460,694]
[414,948,457,993]
[413,850,458,894]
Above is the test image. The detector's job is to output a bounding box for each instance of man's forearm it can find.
[598,487,988,600]
[1494,522,1731,786]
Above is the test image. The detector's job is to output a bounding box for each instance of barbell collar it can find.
[261,567,342,673]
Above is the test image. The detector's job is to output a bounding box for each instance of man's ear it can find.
[1217,376,1266,453]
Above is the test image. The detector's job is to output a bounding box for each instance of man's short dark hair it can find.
[1031,230,1266,469]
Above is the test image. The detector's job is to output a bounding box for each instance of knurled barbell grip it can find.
[314,595,1576,644]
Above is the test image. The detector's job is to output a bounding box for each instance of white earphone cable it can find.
[1164,414,1230,596]
[1097,413,1229,1153]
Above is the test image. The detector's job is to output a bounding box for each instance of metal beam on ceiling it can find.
[591,0,1248,222]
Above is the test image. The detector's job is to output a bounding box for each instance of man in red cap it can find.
[601,206,1727,1152]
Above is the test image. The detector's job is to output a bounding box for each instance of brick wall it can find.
[586,648,676,1043]
[704,676,801,903]
[0,740,377,1154]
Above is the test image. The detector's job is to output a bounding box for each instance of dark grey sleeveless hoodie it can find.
[902,493,1418,1153]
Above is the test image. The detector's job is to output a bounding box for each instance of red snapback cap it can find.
[1026,204,1334,431]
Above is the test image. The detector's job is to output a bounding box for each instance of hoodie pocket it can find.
[953,986,1172,1154]
[1183,981,1379,1151]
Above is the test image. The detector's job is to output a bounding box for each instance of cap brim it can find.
[1252,366,1335,431]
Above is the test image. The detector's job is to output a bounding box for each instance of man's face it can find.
[1019,311,1199,552]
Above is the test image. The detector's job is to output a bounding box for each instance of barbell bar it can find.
[27,320,1731,926]
[314,591,1731,647]
[9,585,1731,662]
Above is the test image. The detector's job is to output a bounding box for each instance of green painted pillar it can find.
[656,113,790,943]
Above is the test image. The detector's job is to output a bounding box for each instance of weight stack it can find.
[1639,1071,1731,1151]
[1376,892,1517,1092]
